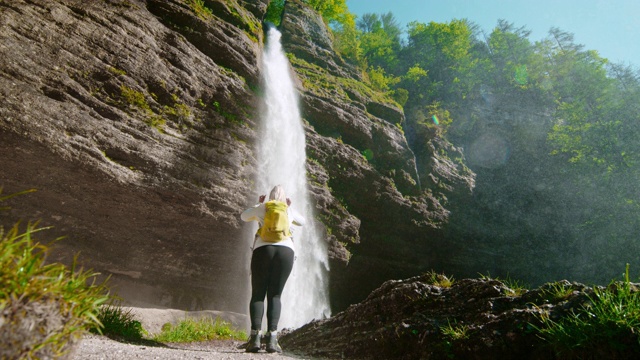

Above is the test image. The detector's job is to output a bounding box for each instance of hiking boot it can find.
[245,329,261,353]
[266,330,282,353]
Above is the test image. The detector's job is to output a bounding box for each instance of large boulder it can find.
[281,275,637,359]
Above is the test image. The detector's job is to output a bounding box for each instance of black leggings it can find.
[249,245,295,331]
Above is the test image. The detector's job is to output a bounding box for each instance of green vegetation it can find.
[441,320,470,340]
[535,264,640,357]
[186,0,212,20]
[90,302,146,342]
[164,94,192,129]
[540,281,575,302]
[305,0,351,27]
[424,270,455,288]
[120,85,150,112]
[186,0,258,41]
[479,272,529,296]
[119,85,201,132]
[152,317,246,343]
[212,101,243,126]
[144,114,167,131]
[265,0,284,26]
[0,189,246,351]
[286,52,397,108]
[108,66,126,76]
[501,276,529,297]
[0,189,109,359]
[326,2,640,284]
[119,85,165,131]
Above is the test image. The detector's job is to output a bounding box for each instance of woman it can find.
[240,185,305,353]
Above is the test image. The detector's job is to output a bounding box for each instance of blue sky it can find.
[346,0,640,67]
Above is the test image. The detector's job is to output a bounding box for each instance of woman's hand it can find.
[259,195,266,203]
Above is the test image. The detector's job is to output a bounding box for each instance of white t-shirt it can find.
[240,202,306,251]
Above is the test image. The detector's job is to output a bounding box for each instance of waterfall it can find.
[256,26,330,329]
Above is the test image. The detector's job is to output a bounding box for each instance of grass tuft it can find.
[441,320,470,340]
[90,302,146,342]
[534,264,640,357]
[540,281,575,301]
[424,270,455,288]
[478,272,529,296]
[152,317,246,343]
[0,188,110,359]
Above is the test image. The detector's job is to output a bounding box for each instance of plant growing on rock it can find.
[539,280,575,301]
[441,320,470,340]
[120,85,151,112]
[163,94,193,130]
[424,270,455,288]
[535,264,640,358]
[478,272,529,296]
[212,101,243,126]
[0,189,110,359]
[186,0,213,20]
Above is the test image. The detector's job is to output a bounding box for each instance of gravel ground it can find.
[73,334,306,360]
[71,307,310,360]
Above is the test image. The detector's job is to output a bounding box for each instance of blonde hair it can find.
[269,185,287,203]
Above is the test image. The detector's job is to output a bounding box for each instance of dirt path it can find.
[72,307,311,359]
[73,334,307,360]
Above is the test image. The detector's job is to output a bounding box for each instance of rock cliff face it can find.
[0,0,267,313]
[0,0,474,315]
[279,0,475,310]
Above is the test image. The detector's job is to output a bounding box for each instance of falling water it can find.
[256,26,330,329]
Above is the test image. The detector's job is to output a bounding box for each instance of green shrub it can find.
[152,317,246,343]
[535,264,640,357]
[90,302,146,342]
[0,189,109,359]
[265,0,285,26]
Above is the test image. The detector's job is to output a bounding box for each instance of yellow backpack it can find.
[259,200,292,242]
